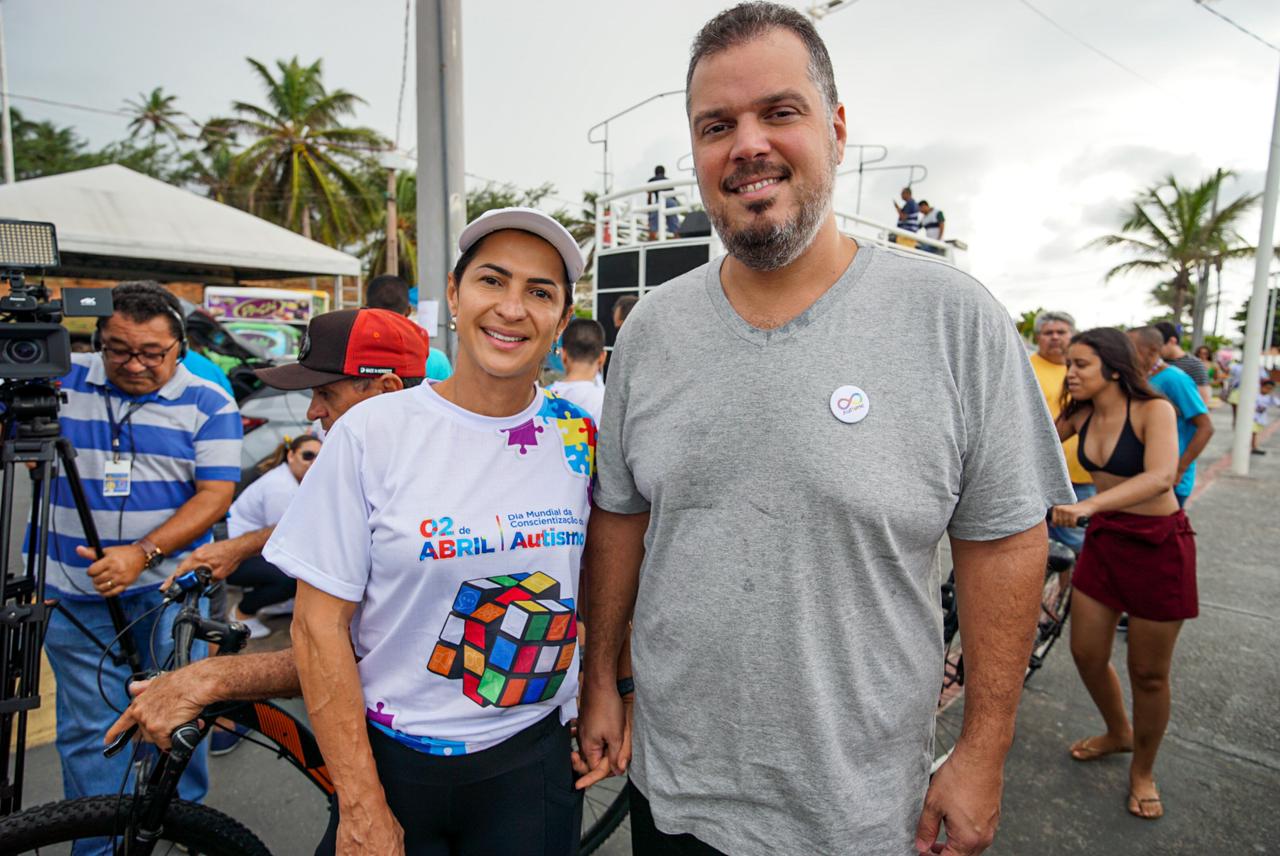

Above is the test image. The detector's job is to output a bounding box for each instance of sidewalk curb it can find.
[1186,418,1280,509]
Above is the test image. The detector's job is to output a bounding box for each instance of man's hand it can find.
[105,660,220,750]
[914,745,1003,855]
[335,798,405,856]
[575,679,630,790]
[77,544,146,596]
[173,537,250,584]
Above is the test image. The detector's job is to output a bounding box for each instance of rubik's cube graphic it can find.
[428,572,578,708]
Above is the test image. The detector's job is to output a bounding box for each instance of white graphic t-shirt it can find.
[265,382,595,755]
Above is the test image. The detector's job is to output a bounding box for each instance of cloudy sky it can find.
[7,0,1280,332]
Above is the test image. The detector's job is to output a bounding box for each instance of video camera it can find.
[0,219,113,382]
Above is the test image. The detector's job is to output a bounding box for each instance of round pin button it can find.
[830,385,870,424]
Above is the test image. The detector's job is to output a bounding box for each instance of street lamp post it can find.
[587,90,684,196]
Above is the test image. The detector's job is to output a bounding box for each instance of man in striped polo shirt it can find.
[32,281,241,849]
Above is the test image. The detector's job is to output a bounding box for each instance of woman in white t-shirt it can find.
[224,434,321,637]
[266,209,598,855]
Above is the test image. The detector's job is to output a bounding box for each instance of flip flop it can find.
[1128,791,1164,820]
[1069,736,1133,761]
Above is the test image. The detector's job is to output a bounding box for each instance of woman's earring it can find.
[448,317,457,332]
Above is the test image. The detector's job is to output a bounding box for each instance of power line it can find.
[1192,1,1280,53]
[1014,0,1166,92]
[394,0,412,148]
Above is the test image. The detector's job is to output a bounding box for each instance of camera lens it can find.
[4,338,46,365]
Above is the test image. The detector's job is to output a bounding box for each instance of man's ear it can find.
[382,373,406,392]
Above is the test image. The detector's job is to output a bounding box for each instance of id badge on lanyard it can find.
[103,391,143,498]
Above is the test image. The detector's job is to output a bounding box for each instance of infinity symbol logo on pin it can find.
[830,385,870,424]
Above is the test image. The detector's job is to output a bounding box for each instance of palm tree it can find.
[124,87,189,144]
[1089,172,1258,324]
[226,57,386,245]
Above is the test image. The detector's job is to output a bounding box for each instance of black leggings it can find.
[226,555,296,616]
[316,711,582,856]
[630,784,727,856]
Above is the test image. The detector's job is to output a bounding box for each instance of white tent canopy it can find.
[0,165,361,282]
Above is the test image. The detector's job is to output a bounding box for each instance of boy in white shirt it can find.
[548,318,606,422]
[1251,378,1278,455]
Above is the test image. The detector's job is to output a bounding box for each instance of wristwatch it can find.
[134,538,164,570]
[616,677,635,697]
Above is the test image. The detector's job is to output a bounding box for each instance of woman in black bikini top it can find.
[1048,327,1195,824]
[1076,399,1144,478]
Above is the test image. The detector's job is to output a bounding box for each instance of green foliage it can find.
[1088,171,1259,325]
[362,168,418,283]
[1016,307,1044,341]
[1232,294,1280,349]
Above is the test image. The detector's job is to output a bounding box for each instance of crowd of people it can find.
[21,3,1276,856]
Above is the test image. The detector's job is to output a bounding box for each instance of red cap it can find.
[254,308,429,390]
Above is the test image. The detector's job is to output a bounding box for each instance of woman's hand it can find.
[1050,502,1091,528]
[336,797,404,856]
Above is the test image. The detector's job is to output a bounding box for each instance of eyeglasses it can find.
[100,340,179,367]
[298,451,318,462]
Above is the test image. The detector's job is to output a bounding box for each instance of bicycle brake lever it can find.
[103,723,138,758]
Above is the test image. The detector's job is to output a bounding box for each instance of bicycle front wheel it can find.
[0,795,271,856]
[580,774,630,854]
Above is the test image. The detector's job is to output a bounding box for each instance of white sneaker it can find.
[238,614,273,639]
[257,598,295,618]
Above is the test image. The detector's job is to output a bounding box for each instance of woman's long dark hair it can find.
[257,433,320,474]
[1059,327,1164,420]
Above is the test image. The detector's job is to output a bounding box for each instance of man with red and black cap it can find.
[109,309,429,753]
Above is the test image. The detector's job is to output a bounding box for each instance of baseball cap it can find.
[254,308,429,391]
[458,207,586,284]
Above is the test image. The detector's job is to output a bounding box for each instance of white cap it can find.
[457,207,586,284]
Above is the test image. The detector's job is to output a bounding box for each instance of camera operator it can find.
[30,281,241,852]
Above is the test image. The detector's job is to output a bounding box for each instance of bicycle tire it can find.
[0,795,271,856]
[1026,568,1072,682]
[579,775,630,854]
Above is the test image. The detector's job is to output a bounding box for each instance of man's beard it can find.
[706,144,838,272]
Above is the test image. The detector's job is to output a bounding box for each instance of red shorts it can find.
[1073,510,1198,622]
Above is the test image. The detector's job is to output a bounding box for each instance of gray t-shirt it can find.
[595,244,1074,855]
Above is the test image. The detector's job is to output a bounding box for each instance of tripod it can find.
[0,379,141,816]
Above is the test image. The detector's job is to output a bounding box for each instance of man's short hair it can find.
[919,200,930,208]
[613,294,639,324]
[1154,321,1179,345]
[99,281,184,340]
[1129,326,1165,353]
[561,317,605,363]
[1033,310,1076,335]
[366,275,413,316]
[686,2,838,116]
[654,165,666,177]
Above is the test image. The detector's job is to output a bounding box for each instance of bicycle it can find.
[931,537,1077,773]
[0,568,631,854]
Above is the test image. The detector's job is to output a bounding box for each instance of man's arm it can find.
[79,479,235,595]
[1176,412,1213,482]
[105,648,300,750]
[915,523,1046,856]
[577,507,648,787]
[293,580,403,855]
[174,525,275,582]
[936,213,946,240]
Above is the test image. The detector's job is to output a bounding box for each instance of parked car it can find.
[237,384,315,490]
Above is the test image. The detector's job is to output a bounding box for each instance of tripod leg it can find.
[55,438,142,677]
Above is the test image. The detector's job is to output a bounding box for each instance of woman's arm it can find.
[1076,399,1178,515]
[292,581,404,856]
[1055,407,1084,442]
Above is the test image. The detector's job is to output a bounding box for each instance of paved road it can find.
[14,405,1280,854]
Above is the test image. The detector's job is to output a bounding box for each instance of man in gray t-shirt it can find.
[577,6,1073,855]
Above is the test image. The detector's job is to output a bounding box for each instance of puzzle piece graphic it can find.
[500,419,543,455]
[366,701,395,728]
[538,390,578,421]
[555,417,596,476]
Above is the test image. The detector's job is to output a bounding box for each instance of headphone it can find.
[93,296,188,360]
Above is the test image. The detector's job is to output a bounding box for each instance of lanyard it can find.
[101,389,147,463]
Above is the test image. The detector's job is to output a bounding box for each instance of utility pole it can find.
[1191,167,1222,351]
[1230,61,1280,476]
[415,0,464,358]
[385,168,398,275]
[0,4,15,184]
[1266,276,1279,358]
